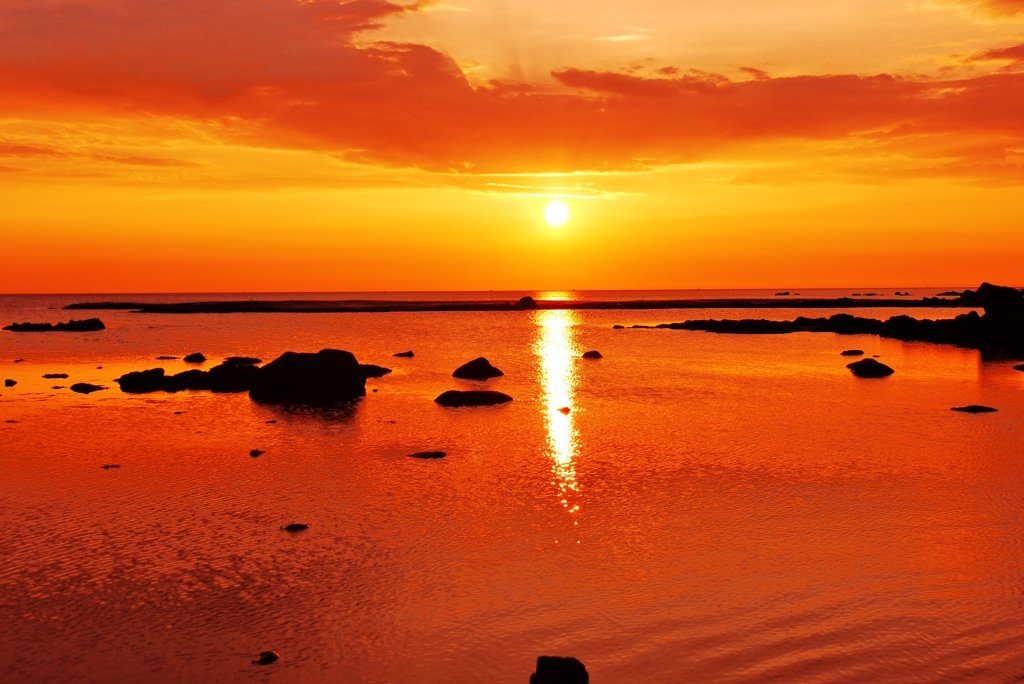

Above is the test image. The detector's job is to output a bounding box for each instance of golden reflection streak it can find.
[534,308,582,516]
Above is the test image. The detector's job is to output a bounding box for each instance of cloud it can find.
[1,0,1024,181]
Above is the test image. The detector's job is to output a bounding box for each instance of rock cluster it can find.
[529,656,588,684]
[3,318,105,332]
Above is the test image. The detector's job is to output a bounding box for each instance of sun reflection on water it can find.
[534,309,582,517]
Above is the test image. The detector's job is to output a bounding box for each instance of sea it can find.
[2,289,1023,683]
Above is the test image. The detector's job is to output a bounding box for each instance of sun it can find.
[544,200,570,227]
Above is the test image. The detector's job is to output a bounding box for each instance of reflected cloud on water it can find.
[534,308,581,517]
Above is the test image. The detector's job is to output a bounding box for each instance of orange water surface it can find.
[1,295,1023,683]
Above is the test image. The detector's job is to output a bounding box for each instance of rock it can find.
[360,364,392,378]
[847,358,894,378]
[183,353,206,363]
[51,385,65,389]
[557,407,570,414]
[224,356,261,365]
[156,356,178,360]
[101,464,120,469]
[3,318,105,332]
[435,390,513,407]
[1014,364,1024,371]
[515,296,539,309]
[115,368,170,393]
[174,411,182,415]
[957,282,1024,317]
[530,656,589,684]
[3,379,14,387]
[581,350,602,359]
[42,373,69,379]
[206,362,260,393]
[266,419,277,423]
[252,651,279,666]
[393,350,415,357]
[453,357,504,380]
[250,449,265,457]
[951,405,998,413]
[840,350,864,356]
[14,359,24,363]
[70,383,105,394]
[410,451,447,459]
[249,349,366,404]
[281,523,308,532]
[775,292,790,296]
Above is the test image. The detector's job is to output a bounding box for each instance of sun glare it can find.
[544,200,570,227]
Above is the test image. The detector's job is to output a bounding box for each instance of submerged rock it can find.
[156,356,178,360]
[183,353,206,363]
[581,350,603,359]
[252,651,279,666]
[3,379,14,387]
[847,358,895,378]
[281,523,308,532]
[453,357,504,380]
[393,350,414,357]
[3,318,105,333]
[43,373,69,379]
[410,451,447,459]
[530,656,589,684]
[840,350,864,356]
[435,390,512,407]
[249,349,366,404]
[951,405,998,413]
[360,364,392,378]
[70,383,105,394]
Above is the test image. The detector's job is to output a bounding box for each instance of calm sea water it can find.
[2,291,1023,684]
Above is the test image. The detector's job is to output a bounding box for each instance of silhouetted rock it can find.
[515,296,539,309]
[266,419,277,423]
[224,356,261,365]
[249,349,366,404]
[3,318,105,332]
[13,359,24,363]
[42,373,69,379]
[252,651,279,666]
[410,451,447,459]
[936,291,962,297]
[393,350,414,357]
[847,358,894,378]
[281,524,308,532]
[612,325,624,329]
[51,386,65,390]
[156,356,177,360]
[582,350,603,359]
[530,656,589,684]
[3,379,14,387]
[840,350,864,356]
[435,390,513,407]
[360,364,392,378]
[183,353,206,363]
[775,292,790,296]
[951,405,998,413]
[453,357,504,380]
[70,383,104,394]
[101,464,120,469]
[206,362,260,392]
[115,368,168,393]
[250,449,265,457]
[1015,364,1024,371]
[957,282,1024,317]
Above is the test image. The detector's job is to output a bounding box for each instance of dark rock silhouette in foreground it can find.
[393,350,414,357]
[115,361,260,394]
[435,390,513,407]
[410,451,447,459]
[630,283,1024,361]
[70,383,104,394]
[1015,364,1024,371]
[530,656,589,684]
[250,449,265,457]
[183,353,206,363]
[453,357,504,380]
[582,350,603,359]
[951,405,998,413]
[4,379,14,387]
[281,524,308,532]
[847,358,895,378]
[43,373,69,379]
[840,350,864,356]
[3,318,105,333]
[360,364,392,378]
[252,651,279,665]
[249,349,366,404]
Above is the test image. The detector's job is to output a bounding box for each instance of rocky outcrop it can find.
[951,405,998,413]
[360,364,392,378]
[529,656,589,684]
[249,349,366,404]
[840,350,864,356]
[70,383,105,394]
[434,390,512,407]
[3,318,105,332]
[115,361,257,393]
[183,353,206,363]
[847,358,894,378]
[453,357,504,380]
[4,379,15,387]
[582,350,603,359]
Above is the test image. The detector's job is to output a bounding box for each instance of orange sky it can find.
[1,0,1023,292]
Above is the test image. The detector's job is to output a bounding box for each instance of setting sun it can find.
[544,201,570,228]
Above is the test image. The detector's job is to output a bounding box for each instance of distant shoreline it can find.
[64,297,974,314]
